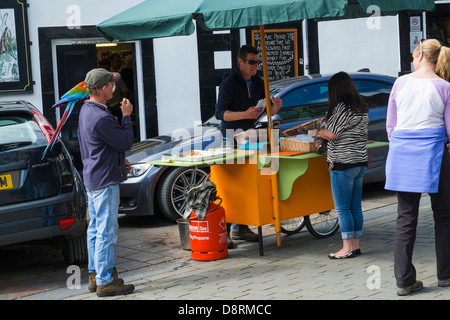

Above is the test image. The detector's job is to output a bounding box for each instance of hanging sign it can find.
[252,29,298,81]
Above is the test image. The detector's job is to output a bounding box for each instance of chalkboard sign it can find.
[252,29,298,81]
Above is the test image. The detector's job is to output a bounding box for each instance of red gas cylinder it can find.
[189,201,228,261]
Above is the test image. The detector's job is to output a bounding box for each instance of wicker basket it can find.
[280,137,314,153]
[282,117,325,137]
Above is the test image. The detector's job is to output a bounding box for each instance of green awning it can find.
[195,0,346,32]
[97,0,435,41]
[320,0,436,20]
[357,0,434,12]
[97,0,202,41]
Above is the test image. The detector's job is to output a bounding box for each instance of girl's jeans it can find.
[330,166,366,240]
[86,184,120,286]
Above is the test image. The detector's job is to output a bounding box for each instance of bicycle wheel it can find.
[280,217,305,235]
[305,210,339,239]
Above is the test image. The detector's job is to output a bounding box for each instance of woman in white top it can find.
[385,39,450,296]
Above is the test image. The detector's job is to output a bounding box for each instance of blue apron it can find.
[385,127,446,193]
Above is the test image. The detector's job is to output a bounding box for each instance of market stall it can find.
[149,141,387,255]
[96,0,431,255]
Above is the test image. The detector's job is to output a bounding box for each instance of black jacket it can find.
[215,70,265,136]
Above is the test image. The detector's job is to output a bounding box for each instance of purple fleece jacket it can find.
[78,100,134,190]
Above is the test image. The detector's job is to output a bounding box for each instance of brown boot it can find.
[227,234,235,249]
[96,278,135,297]
[88,272,97,292]
[88,268,122,293]
[231,227,259,242]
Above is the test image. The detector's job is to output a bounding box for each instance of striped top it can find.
[325,102,369,170]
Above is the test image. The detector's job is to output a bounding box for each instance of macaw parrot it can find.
[41,81,89,159]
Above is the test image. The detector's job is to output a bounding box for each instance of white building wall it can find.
[318,16,400,77]
[153,33,201,135]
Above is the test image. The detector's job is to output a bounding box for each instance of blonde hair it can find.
[413,38,450,81]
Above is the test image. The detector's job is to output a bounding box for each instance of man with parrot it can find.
[77,68,135,297]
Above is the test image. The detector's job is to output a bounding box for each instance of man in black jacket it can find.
[215,45,282,244]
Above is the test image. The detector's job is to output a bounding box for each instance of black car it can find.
[120,72,395,222]
[0,101,87,265]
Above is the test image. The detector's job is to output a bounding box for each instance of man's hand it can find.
[223,105,263,121]
[121,98,133,117]
[244,106,264,119]
[271,97,282,115]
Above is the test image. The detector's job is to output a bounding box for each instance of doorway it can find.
[52,40,141,171]
[95,42,138,137]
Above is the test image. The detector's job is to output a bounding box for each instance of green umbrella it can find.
[97,0,434,40]
[97,0,344,41]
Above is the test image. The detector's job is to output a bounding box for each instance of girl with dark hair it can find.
[311,71,369,260]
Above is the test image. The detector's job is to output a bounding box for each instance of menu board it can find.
[252,29,298,81]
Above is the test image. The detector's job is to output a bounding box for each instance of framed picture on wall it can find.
[0,0,32,94]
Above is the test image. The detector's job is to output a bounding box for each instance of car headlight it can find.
[128,163,152,178]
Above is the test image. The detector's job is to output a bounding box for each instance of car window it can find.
[277,79,393,125]
[354,80,393,141]
[354,80,392,109]
[0,115,38,151]
[281,82,329,107]
[278,82,329,124]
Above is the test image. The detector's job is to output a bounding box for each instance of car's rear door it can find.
[0,109,63,237]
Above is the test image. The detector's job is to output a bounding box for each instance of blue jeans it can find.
[330,166,366,240]
[86,184,120,286]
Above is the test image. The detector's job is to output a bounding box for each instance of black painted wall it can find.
[196,28,240,122]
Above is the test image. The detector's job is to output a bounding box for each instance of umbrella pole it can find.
[259,25,272,131]
[259,25,282,246]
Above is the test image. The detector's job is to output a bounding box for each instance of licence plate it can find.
[0,174,13,190]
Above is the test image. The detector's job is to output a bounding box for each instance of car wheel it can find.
[157,166,210,221]
[61,231,88,265]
